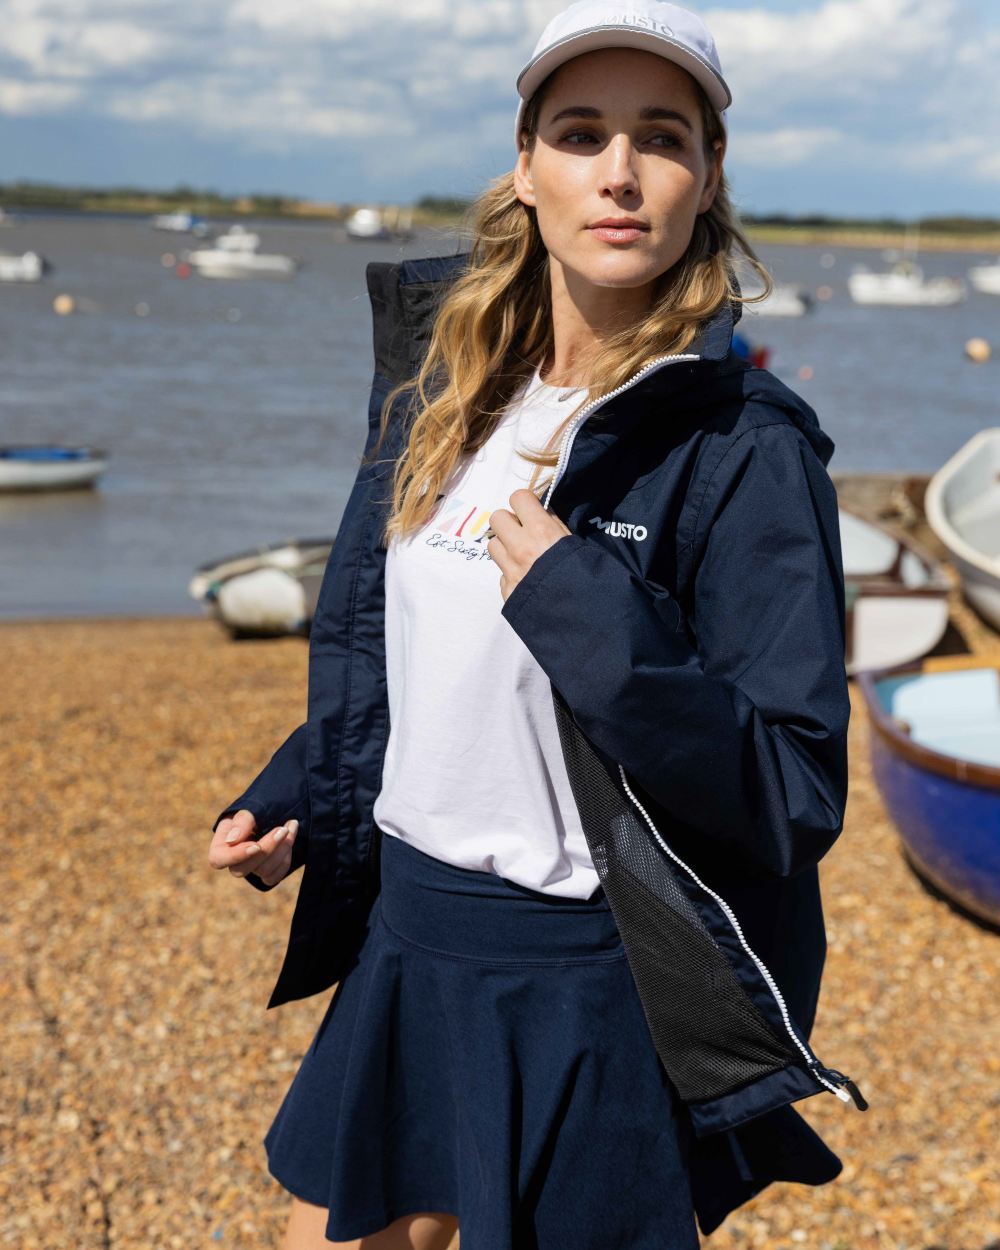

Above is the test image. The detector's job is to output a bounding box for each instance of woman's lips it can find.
[587,224,649,243]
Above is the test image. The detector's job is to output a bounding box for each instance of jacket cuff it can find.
[500,533,589,627]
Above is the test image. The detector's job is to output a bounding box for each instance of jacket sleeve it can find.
[211,721,310,893]
[500,422,850,882]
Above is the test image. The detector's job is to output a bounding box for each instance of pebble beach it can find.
[5,478,1000,1250]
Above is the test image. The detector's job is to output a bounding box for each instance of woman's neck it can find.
[540,257,656,388]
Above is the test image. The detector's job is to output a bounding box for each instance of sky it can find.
[1,0,998,218]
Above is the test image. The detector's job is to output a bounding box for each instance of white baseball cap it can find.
[514,0,731,150]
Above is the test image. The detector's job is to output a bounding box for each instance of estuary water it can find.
[0,213,996,619]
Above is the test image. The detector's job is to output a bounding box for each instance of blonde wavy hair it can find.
[368,73,771,547]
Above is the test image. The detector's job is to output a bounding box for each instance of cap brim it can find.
[514,26,731,150]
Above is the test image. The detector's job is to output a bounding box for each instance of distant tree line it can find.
[1,182,998,235]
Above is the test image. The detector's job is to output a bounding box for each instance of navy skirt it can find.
[263,830,700,1249]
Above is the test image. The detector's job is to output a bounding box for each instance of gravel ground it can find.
[5,491,999,1249]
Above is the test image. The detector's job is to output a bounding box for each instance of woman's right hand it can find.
[208,809,299,887]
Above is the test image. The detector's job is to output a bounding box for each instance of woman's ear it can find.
[698,139,724,215]
[513,148,536,208]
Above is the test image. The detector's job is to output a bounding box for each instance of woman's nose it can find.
[599,135,640,198]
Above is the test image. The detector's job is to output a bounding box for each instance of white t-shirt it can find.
[371,363,603,899]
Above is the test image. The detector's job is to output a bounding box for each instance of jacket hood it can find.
[366,251,836,468]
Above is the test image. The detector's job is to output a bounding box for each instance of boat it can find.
[212,224,262,252]
[345,207,391,241]
[189,538,335,636]
[857,654,1000,925]
[183,232,299,279]
[151,211,208,236]
[0,444,109,491]
[0,207,22,228]
[839,505,952,675]
[744,282,813,317]
[924,429,1000,631]
[0,251,49,283]
[969,259,1000,296]
[847,259,966,307]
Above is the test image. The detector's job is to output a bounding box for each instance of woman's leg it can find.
[280,1195,459,1250]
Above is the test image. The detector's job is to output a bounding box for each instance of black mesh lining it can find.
[552,686,800,1102]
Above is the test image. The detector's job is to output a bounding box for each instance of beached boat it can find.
[0,251,49,283]
[0,444,109,491]
[839,506,952,676]
[924,429,1000,632]
[848,260,966,307]
[189,538,334,637]
[857,655,1000,925]
[969,260,1000,296]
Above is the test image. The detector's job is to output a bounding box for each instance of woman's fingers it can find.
[246,828,297,886]
[208,809,261,870]
[230,822,298,881]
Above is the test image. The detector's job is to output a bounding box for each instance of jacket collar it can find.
[370,250,741,382]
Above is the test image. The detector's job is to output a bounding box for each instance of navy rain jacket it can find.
[213,252,864,1235]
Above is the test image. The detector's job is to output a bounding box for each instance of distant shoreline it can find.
[3,192,1000,254]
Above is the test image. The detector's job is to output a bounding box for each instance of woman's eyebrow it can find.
[547,105,694,132]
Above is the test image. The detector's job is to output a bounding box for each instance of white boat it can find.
[848,260,966,307]
[0,445,109,491]
[213,224,262,252]
[744,282,812,318]
[0,207,22,228]
[346,207,391,240]
[189,538,335,637]
[839,505,952,676]
[0,251,49,283]
[925,429,1000,632]
[152,211,202,233]
[969,260,1000,296]
[184,237,299,279]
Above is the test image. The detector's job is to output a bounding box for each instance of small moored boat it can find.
[857,655,1000,925]
[848,260,966,307]
[0,444,109,491]
[744,282,813,317]
[0,251,49,283]
[969,259,1000,296]
[189,538,335,637]
[924,429,1000,632]
[839,505,952,675]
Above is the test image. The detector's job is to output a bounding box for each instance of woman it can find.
[207,3,865,1247]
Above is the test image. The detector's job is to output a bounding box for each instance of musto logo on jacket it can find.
[588,514,648,541]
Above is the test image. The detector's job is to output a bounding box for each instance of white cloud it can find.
[736,126,844,166]
[0,78,82,113]
[0,0,997,201]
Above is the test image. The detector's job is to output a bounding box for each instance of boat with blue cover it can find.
[0,444,109,491]
[857,654,1000,925]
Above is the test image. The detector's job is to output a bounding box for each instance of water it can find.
[1,215,997,619]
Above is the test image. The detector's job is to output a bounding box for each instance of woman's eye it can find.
[561,130,599,145]
[648,132,682,148]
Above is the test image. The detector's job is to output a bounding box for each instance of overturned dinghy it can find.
[189,538,335,638]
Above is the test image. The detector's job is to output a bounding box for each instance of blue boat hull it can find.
[870,729,1000,924]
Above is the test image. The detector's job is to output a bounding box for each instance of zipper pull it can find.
[812,1062,869,1111]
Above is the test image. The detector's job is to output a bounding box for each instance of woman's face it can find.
[513,47,722,296]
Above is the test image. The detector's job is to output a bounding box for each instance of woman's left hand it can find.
[488,488,572,602]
